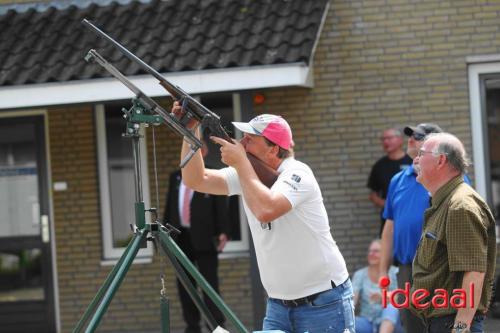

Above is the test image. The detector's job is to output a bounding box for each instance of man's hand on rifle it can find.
[211,136,248,169]
[217,233,228,252]
[171,100,183,117]
[171,100,199,130]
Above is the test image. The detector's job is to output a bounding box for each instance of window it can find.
[468,59,500,242]
[198,93,249,254]
[483,77,500,223]
[95,104,152,261]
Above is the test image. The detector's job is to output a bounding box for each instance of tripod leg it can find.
[159,238,219,330]
[73,230,142,333]
[158,229,248,333]
[84,229,148,333]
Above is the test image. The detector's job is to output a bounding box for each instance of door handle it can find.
[32,202,40,226]
[41,215,50,243]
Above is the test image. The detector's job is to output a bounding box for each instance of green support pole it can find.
[84,229,148,333]
[158,230,248,333]
[135,201,145,229]
[73,231,141,333]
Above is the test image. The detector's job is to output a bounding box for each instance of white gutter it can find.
[0,63,312,110]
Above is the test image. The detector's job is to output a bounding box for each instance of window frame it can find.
[95,104,153,262]
[219,93,250,256]
[468,59,500,243]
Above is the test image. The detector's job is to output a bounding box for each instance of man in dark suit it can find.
[164,145,231,333]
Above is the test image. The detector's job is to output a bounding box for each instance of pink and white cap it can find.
[232,114,293,150]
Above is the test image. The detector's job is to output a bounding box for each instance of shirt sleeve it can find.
[382,178,396,220]
[351,268,364,295]
[271,168,314,208]
[446,206,488,272]
[388,266,399,291]
[367,164,379,191]
[220,167,242,196]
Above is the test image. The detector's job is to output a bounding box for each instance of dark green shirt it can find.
[411,176,496,318]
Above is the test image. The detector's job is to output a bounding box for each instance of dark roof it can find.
[0,0,329,86]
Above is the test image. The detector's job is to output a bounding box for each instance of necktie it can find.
[182,186,192,227]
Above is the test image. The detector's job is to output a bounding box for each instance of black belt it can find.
[278,281,337,308]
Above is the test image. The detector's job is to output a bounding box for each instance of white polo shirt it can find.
[221,157,349,300]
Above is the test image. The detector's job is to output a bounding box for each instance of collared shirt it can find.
[412,176,496,318]
[178,181,194,227]
[221,157,349,300]
[383,165,431,264]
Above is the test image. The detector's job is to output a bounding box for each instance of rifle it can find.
[82,19,278,188]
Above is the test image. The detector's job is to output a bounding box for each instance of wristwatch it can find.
[451,321,471,333]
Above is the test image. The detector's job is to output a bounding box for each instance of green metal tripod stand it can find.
[72,99,248,333]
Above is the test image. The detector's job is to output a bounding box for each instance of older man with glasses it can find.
[411,133,496,333]
[379,123,446,333]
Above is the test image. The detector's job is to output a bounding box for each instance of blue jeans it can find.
[263,279,355,333]
[355,305,404,333]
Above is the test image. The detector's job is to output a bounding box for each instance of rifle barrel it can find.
[82,19,216,118]
[82,19,168,84]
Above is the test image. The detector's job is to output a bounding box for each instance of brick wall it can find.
[254,0,500,272]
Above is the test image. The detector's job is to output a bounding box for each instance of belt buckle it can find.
[281,298,300,307]
[287,297,307,307]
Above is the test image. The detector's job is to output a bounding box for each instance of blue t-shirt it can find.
[383,165,470,264]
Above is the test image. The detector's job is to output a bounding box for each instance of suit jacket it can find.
[164,170,231,252]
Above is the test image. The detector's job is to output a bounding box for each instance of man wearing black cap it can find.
[379,123,443,333]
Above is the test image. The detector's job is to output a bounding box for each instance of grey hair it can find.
[386,127,403,137]
[425,133,471,174]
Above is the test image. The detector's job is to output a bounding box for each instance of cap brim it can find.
[403,126,415,137]
[232,122,261,135]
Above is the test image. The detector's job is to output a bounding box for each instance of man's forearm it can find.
[369,192,385,208]
[180,129,205,189]
[379,220,394,277]
[454,271,485,329]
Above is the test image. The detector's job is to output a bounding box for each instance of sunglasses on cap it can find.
[411,132,426,141]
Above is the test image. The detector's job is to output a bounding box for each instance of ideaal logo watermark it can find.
[379,276,475,309]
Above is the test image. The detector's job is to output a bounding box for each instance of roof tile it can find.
[0,0,329,86]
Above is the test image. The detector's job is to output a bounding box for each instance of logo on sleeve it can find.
[291,174,301,183]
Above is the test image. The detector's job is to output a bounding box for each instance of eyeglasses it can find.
[411,132,426,141]
[417,149,448,158]
[416,149,436,158]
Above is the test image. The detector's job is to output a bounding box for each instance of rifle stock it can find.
[82,18,279,187]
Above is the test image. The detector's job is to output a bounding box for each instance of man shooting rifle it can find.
[172,103,355,333]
